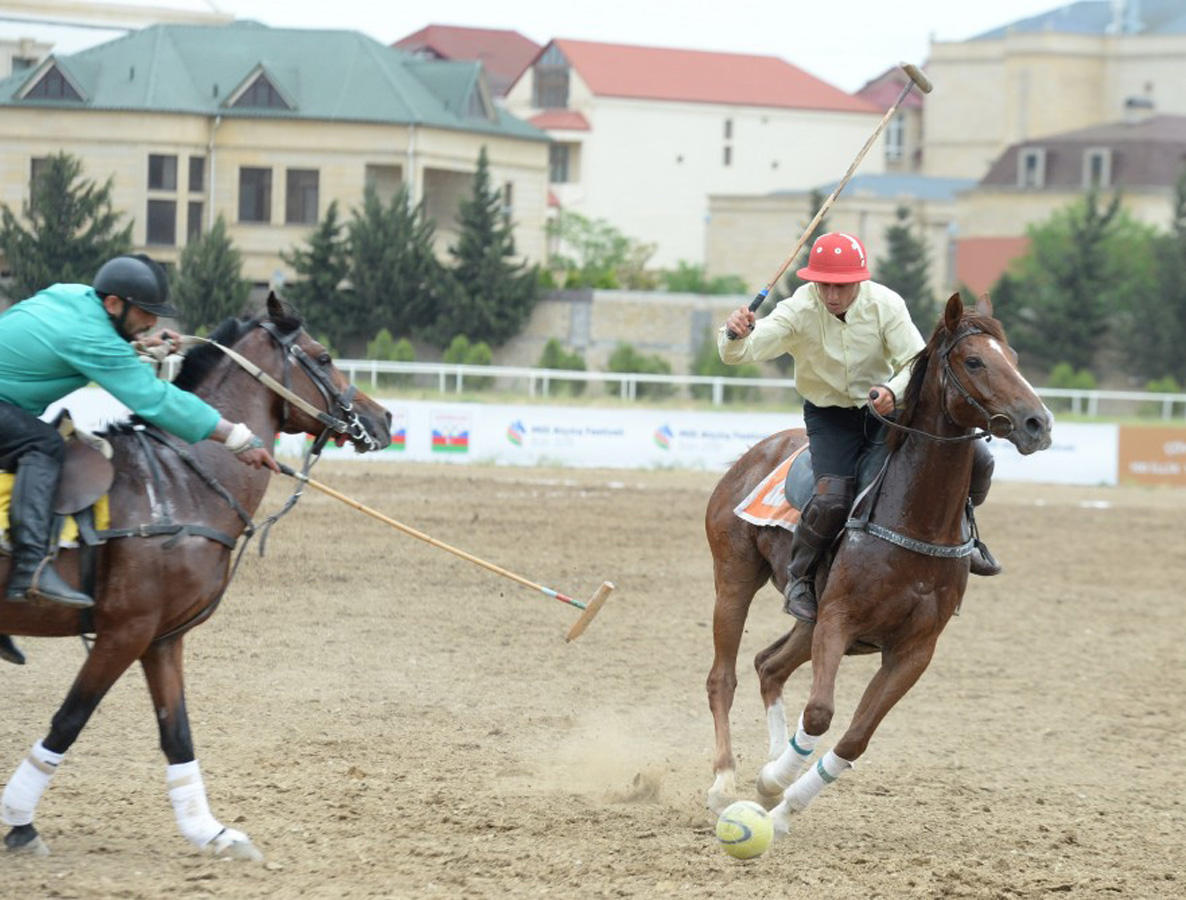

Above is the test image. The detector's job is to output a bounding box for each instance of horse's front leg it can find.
[753,623,815,807]
[2,631,149,855]
[141,637,262,862]
[769,635,937,837]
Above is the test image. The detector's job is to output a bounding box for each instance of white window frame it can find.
[1018,147,1046,188]
[1083,147,1112,189]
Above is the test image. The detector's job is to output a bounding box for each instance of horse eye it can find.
[317,353,332,365]
[965,356,984,370]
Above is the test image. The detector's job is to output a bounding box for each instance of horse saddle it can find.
[52,411,115,516]
[783,444,888,511]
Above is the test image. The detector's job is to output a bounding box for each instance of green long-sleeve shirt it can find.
[0,283,220,443]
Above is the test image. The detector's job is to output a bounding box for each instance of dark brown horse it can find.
[0,293,390,859]
[704,293,1052,832]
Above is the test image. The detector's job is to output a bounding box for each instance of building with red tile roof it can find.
[393,24,539,97]
[505,38,883,269]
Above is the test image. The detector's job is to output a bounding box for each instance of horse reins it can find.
[868,323,1013,444]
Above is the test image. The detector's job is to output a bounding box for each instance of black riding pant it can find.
[802,400,887,482]
[0,401,64,472]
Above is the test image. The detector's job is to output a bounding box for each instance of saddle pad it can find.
[733,445,809,532]
[0,473,111,550]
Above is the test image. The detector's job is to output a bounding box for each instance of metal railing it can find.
[336,359,1186,420]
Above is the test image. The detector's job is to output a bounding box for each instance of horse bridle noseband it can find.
[869,323,1013,444]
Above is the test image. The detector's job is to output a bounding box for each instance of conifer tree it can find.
[776,189,829,304]
[172,215,251,332]
[874,205,933,328]
[280,199,351,338]
[0,151,131,298]
[432,146,538,347]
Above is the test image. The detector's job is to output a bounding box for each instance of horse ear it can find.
[266,290,285,319]
[943,292,964,331]
[976,291,994,318]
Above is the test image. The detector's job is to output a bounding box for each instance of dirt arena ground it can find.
[2,461,1183,898]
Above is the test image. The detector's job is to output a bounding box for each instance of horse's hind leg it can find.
[141,638,262,861]
[2,632,148,854]
[705,565,767,815]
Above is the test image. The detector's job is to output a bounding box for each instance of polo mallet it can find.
[726,62,934,339]
[277,464,614,641]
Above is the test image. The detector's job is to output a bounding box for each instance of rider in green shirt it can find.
[0,254,278,612]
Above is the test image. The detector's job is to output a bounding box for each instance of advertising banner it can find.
[1117,425,1186,486]
[46,388,1171,486]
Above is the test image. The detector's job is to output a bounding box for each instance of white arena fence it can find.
[334,360,1186,421]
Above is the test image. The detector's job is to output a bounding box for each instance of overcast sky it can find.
[4,0,1072,93]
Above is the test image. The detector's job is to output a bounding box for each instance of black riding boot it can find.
[784,475,854,624]
[968,441,1001,577]
[5,452,93,608]
[0,634,25,665]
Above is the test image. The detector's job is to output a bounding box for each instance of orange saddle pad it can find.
[732,445,808,532]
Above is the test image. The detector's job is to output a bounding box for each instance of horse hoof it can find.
[755,769,784,810]
[707,771,738,816]
[770,805,793,841]
[5,825,49,856]
[205,828,263,862]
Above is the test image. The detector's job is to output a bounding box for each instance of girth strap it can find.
[92,521,237,549]
[846,518,976,559]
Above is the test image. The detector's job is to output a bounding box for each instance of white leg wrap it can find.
[768,714,819,785]
[1,740,64,827]
[167,760,225,849]
[782,749,853,813]
[766,700,790,759]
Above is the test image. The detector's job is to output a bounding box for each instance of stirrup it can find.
[28,561,94,609]
[969,541,1001,577]
[782,578,817,624]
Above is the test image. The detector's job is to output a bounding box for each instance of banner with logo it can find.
[45,388,1177,485]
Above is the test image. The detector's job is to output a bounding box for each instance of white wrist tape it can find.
[1,740,64,826]
[167,760,225,848]
[224,422,255,454]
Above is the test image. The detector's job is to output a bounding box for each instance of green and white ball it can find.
[715,800,773,860]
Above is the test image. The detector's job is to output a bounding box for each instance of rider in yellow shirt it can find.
[719,232,999,623]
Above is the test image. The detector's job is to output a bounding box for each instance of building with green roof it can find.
[0,20,549,284]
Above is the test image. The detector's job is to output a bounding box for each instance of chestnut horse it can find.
[0,293,391,859]
[704,293,1052,834]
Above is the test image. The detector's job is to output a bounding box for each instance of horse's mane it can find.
[887,309,1007,451]
[99,305,304,439]
[172,306,304,393]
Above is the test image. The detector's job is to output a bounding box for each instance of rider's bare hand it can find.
[725,307,755,337]
[869,385,895,416]
[236,447,281,472]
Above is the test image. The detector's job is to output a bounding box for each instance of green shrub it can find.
[606,342,674,399]
[1140,375,1184,418]
[689,328,760,401]
[443,335,494,390]
[537,337,587,396]
[1046,363,1096,412]
[365,328,414,387]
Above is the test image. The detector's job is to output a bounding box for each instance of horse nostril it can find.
[1025,415,1047,436]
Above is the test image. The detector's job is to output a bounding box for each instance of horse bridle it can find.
[869,322,1014,444]
[197,322,383,452]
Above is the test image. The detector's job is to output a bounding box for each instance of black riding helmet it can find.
[92,254,177,317]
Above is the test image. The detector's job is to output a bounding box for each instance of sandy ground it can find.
[2,462,1184,899]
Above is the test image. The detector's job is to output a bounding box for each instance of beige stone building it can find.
[706,174,973,303]
[924,0,1186,179]
[0,20,549,288]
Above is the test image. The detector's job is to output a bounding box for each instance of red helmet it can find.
[796,232,870,283]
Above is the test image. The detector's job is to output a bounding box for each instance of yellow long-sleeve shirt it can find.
[717,281,925,408]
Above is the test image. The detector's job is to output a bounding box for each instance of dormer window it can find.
[232,73,290,109]
[1018,147,1046,188]
[23,64,82,101]
[533,45,570,109]
[1083,147,1112,188]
